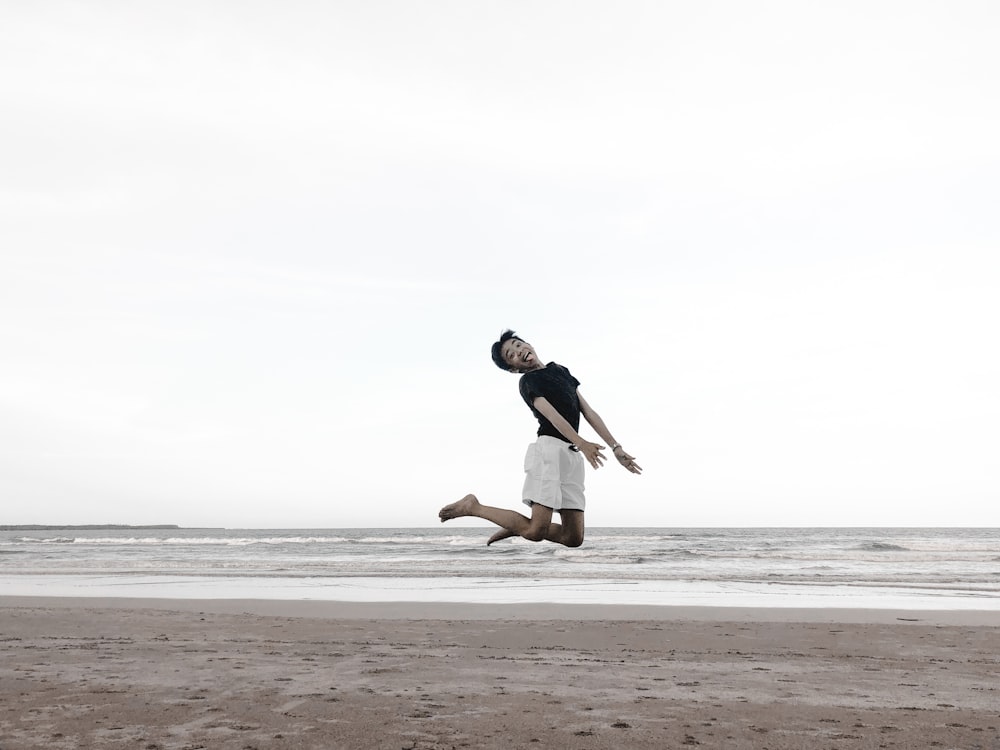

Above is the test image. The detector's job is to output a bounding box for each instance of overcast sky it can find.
[2,1,998,528]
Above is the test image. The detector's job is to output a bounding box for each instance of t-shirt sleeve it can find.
[519,374,538,406]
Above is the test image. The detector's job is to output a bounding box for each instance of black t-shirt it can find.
[518,362,581,442]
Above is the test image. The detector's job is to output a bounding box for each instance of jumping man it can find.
[438,330,641,547]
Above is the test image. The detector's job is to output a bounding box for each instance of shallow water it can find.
[2,527,999,609]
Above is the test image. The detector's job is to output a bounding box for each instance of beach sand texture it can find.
[2,600,999,749]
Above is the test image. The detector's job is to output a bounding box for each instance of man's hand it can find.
[576,440,607,469]
[613,446,642,474]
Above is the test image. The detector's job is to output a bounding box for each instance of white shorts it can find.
[521,436,586,512]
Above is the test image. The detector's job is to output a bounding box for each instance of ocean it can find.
[2,527,999,610]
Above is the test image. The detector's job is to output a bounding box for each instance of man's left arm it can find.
[578,390,642,474]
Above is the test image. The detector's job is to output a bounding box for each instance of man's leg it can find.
[552,509,584,548]
[439,494,554,541]
[485,527,518,546]
[485,508,584,548]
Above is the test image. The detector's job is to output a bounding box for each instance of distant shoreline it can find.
[0,525,181,531]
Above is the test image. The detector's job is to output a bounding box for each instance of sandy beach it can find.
[1,598,998,750]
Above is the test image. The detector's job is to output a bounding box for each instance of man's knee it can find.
[523,524,549,542]
[562,533,584,548]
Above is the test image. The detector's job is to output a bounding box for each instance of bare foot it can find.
[438,494,480,522]
[486,528,517,546]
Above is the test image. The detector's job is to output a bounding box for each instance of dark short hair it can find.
[491,329,524,371]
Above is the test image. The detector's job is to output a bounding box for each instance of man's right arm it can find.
[531,396,607,469]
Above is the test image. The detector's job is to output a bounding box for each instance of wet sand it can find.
[1,597,998,749]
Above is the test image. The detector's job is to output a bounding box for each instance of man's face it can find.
[501,338,540,372]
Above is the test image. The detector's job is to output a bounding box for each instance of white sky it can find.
[2,1,998,528]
